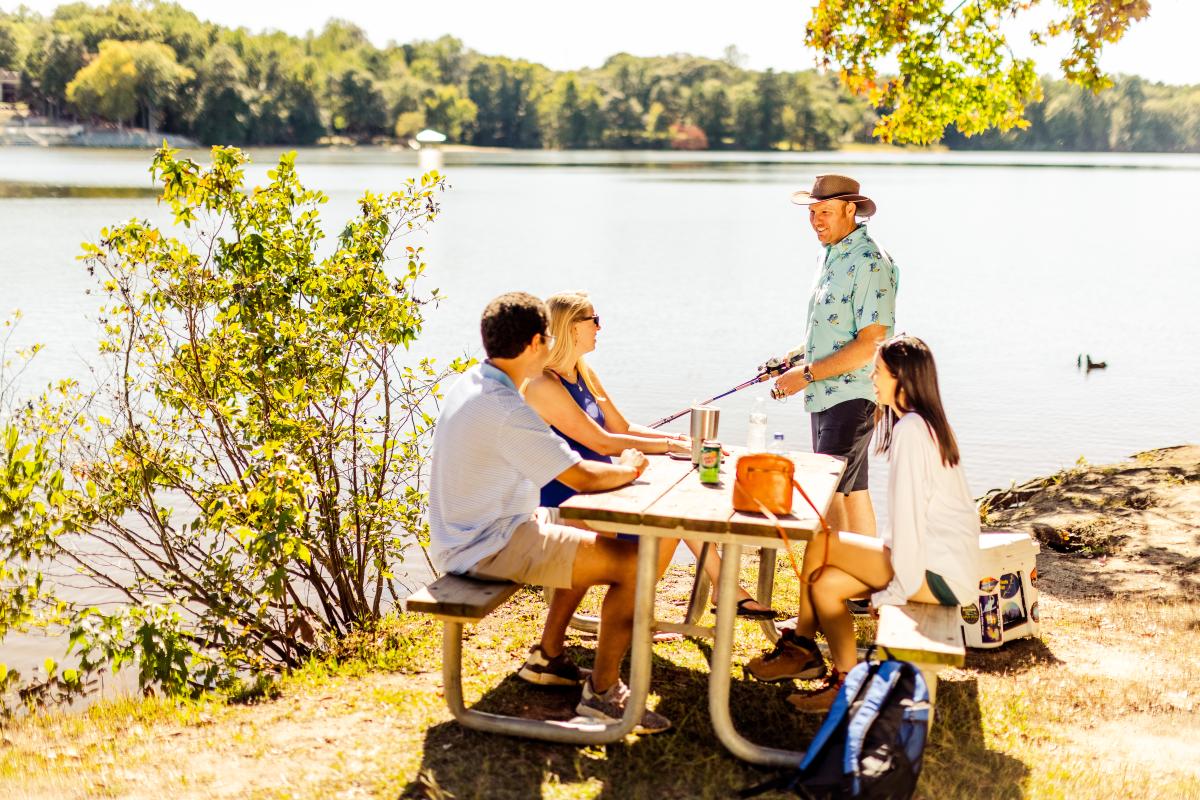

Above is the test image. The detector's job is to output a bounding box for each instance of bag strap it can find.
[732,475,835,588]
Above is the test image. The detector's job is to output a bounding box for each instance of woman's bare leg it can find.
[682,539,771,611]
[791,530,893,642]
[809,566,871,672]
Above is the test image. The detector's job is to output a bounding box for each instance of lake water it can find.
[2,146,1199,682]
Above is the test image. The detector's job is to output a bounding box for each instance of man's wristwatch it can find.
[803,364,815,384]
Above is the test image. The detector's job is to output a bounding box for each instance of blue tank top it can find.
[540,372,612,508]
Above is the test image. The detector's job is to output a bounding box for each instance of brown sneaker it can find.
[787,670,845,714]
[746,629,828,683]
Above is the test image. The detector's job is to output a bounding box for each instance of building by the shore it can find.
[0,70,19,106]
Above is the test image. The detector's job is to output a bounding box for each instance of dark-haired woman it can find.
[747,334,981,713]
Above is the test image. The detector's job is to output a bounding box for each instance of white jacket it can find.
[871,413,981,607]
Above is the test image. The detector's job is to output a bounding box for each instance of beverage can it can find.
[698,440,722,484]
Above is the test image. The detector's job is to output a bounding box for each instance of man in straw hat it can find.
[747,176,897,685]
[773,174,896,534]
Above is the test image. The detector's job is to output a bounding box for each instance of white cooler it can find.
[958,531,1041,649]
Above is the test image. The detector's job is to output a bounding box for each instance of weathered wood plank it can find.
[559,453,693,526]
[641,458,735,533]
[406,574,521,621]
[561,448,844,541]
[876,603,966,667]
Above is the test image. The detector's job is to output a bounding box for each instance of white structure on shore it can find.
[413,128,446,174]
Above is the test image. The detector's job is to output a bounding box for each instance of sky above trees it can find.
[4,0,1199,85]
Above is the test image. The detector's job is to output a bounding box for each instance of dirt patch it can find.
[1066,712,1200,780]
[982,445,1200,600]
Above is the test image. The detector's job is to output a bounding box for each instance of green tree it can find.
[690,80,732,149]
[603,91,646,148]
[190,43,251,144]
[66,39,139,124]
[1112,76,1145,152]
[64,39,190,128]
[467,57,545,148]
[755,69,786,148]
[52,0,162,51]
[275,62,326,145]
[422,84,478,142]
[127,40,192,132]
[544,74,603,149]
[232,36,325,145]
[731,71,787,151]
[330,68,389,139]
[403,35,468,86]
[0,21,17,70]
[806,0,1153,144]
[25,32,87,119]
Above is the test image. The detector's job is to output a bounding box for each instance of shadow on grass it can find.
[921,678,1031,800]
[400,641,826,799]
[964,636,1063,675]
[400,637,1031,800]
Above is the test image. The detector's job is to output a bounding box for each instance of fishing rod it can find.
[647,351,805,430]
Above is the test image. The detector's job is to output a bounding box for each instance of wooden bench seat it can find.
[405,573,520,623]
[874,602,965,728]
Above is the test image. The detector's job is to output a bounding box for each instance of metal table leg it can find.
[682,542,712,625]
[709,542,806,767]
[621,533,661,727]
[440,536,659,744]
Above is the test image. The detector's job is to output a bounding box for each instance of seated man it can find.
[427,291,670,734]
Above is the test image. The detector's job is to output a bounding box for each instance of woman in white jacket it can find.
[747,334,981,712]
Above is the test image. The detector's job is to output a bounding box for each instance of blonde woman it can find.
[525,291,778,618]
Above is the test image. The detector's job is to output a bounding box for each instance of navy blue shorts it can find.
[810,398,875,495]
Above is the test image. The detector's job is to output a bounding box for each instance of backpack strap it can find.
[796,660,876,773]
[844,660,905,796]
[900,664,931,765]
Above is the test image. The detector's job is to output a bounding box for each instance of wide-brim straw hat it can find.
[790,174,877,217]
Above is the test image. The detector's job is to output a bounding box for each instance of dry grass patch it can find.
[8,561,1198,799]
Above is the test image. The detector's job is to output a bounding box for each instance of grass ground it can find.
[3,447,1200,799]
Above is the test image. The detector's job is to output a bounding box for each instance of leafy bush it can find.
[0,146,467,709]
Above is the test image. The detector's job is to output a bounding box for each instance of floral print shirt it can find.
[803,225,898,412]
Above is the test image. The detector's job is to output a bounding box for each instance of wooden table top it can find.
[559,448,845,541]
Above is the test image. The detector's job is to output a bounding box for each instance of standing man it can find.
[428,291,670,734]
[773,175,898,536]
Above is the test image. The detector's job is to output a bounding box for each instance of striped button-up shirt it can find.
[428,362,581,574]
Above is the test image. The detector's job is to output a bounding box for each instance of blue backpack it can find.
[743,655,930,800]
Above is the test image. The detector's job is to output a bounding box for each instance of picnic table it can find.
[558,448,844,767]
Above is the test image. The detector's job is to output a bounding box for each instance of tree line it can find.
[1,2,1198,152]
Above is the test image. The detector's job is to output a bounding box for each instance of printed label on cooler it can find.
[980,594,1002,644]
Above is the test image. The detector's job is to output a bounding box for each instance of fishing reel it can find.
[757,352,804,378]
[757,351,805,401]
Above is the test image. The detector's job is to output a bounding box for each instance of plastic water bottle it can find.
[768,431,787,454]
[747,397,768,452]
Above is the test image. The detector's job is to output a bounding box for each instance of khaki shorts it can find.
[467,510,594,589]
